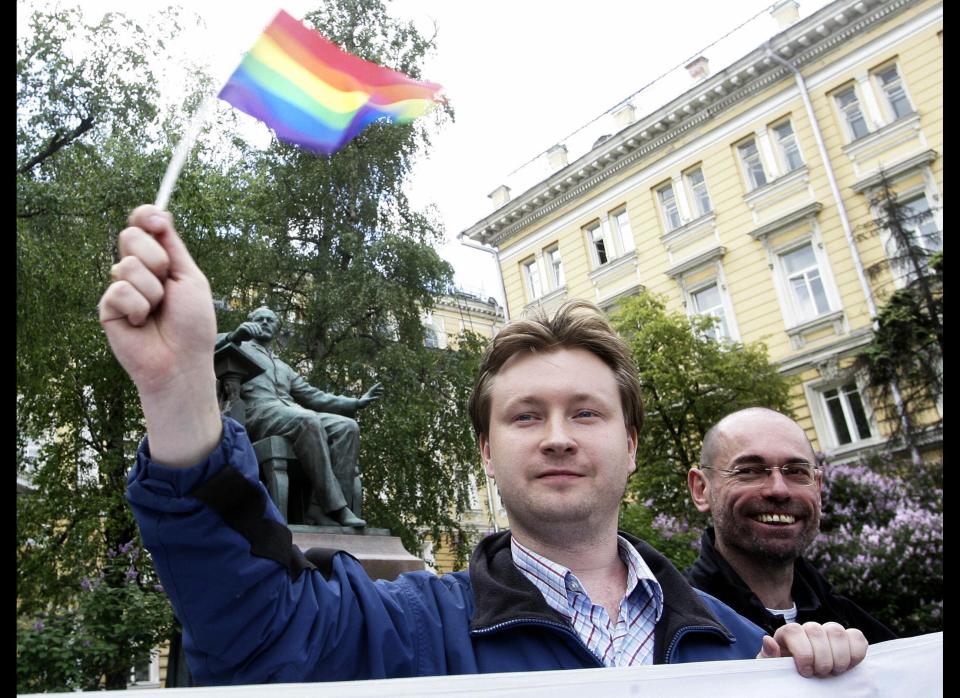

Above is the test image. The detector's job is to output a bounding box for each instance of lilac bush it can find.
[807,457,942,637]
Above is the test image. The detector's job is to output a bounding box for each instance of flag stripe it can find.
[218,9,442,155]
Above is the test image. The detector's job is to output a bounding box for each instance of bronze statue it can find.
[216,307,382,527]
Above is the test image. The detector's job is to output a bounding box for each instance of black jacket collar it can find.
[684,527,821,634]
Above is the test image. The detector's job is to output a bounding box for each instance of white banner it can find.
[19,632,942,697]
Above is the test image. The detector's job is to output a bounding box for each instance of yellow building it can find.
[462,0,942,463]
[420,289,510,572]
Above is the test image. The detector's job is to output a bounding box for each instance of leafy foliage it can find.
[855,174,942,452]
[807,455,943,637]
[611,293,793,527]
[18,0,480,688]
[18,541,173,693]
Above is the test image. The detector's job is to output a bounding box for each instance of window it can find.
[822,382,873,446]
[585,208,634,268]
[545,246,565,289]
[586,222,608,266]
[900,194,941,253]
[423,314,447,348]
[772,121,804,173]
[886,193,941,283]
[685,167,713,217]
[781,243,831,321]
[611,208,636,254]
[738,139,768,190]
[691,283,731,341]
[523,258,543,300]
[467,473,482,510]
[874,64,912,120]
[835,86,870,140]
[657,184,682,231]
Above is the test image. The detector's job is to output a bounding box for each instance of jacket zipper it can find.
[472,618,604,667]
[663,625,733,664]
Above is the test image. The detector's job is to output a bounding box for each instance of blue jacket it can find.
[127,417,766,685]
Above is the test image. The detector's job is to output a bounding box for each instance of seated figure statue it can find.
[216,306,382,528]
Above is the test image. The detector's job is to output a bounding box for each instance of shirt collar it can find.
[511,534,663,621]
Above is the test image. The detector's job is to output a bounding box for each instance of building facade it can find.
[463,0,942,463]
[420,290,509,572]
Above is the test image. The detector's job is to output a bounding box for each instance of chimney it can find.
[546,144,569,172]
[770,0,800,29]
[488,184,511,208]
[612,102,637,129]
[685,56,710,81]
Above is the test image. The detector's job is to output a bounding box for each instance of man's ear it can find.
[479,433,494,478]
[626,427,638,475]
[687,468,712,513]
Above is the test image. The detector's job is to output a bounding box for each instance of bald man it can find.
[685,408,896,643]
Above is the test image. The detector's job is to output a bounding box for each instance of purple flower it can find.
[119,541,134,554]
[107,548,117,558]
[33,620,44,632]
[80,577,92,592]
[153,584,164,593]
[125,567,139,582]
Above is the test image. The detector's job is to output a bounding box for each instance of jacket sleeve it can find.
[286,367,359,417]
[125,417,431,684]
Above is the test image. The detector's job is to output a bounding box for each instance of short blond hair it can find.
[467,300,643,438]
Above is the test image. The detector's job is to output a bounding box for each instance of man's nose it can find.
[540,415,577,454]
[761,467,792,497]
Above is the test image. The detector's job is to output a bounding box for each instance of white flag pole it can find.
[154,94,217,211]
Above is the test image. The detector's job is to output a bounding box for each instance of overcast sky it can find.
[20,0,833,305]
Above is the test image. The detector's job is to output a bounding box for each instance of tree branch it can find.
[17,115,94,175]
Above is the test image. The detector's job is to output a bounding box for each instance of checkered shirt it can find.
[511,536,664,667]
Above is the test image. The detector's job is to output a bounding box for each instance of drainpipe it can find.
[764,44,920,465]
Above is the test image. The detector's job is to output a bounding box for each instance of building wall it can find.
[466,0,942,463]
[420,291,509,572]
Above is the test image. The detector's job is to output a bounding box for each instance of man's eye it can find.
[513,414,535,422]
[733,466,764,477]
[575,410,598,418]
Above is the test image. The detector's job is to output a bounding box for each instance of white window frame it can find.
[871,61,914,123]
[467,473,482,510]
[805,375,880,453]
[768,236,842,329]
[778,242,834,322]
[545,244,565,290]
[657,183,683,232]
[737,138,768,191]
[771,119,804,174]
[129,651,160,689]
[522,257,543,301]
[834,84,871,141]
[611,207,636,255]
[584,220,609,267]
[585,207,635,269]
[684,166,713,218]
[689,280,735,342]
[877,186,942,287]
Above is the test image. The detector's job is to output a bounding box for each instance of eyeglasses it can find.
[700,463,820,487]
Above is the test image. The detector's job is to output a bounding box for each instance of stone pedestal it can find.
[289,525,425,580]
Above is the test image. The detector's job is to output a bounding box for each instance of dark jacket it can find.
[127,417,767,686]
[685,527,897,644]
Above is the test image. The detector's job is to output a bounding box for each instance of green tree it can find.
[17,5,259,689]
[211,0,482,561]
[610,293,793,565]
[855,175,942,453]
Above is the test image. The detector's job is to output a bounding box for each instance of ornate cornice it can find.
[462,0,928,249]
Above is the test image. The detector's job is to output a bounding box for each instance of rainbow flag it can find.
[218,10,443,155]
